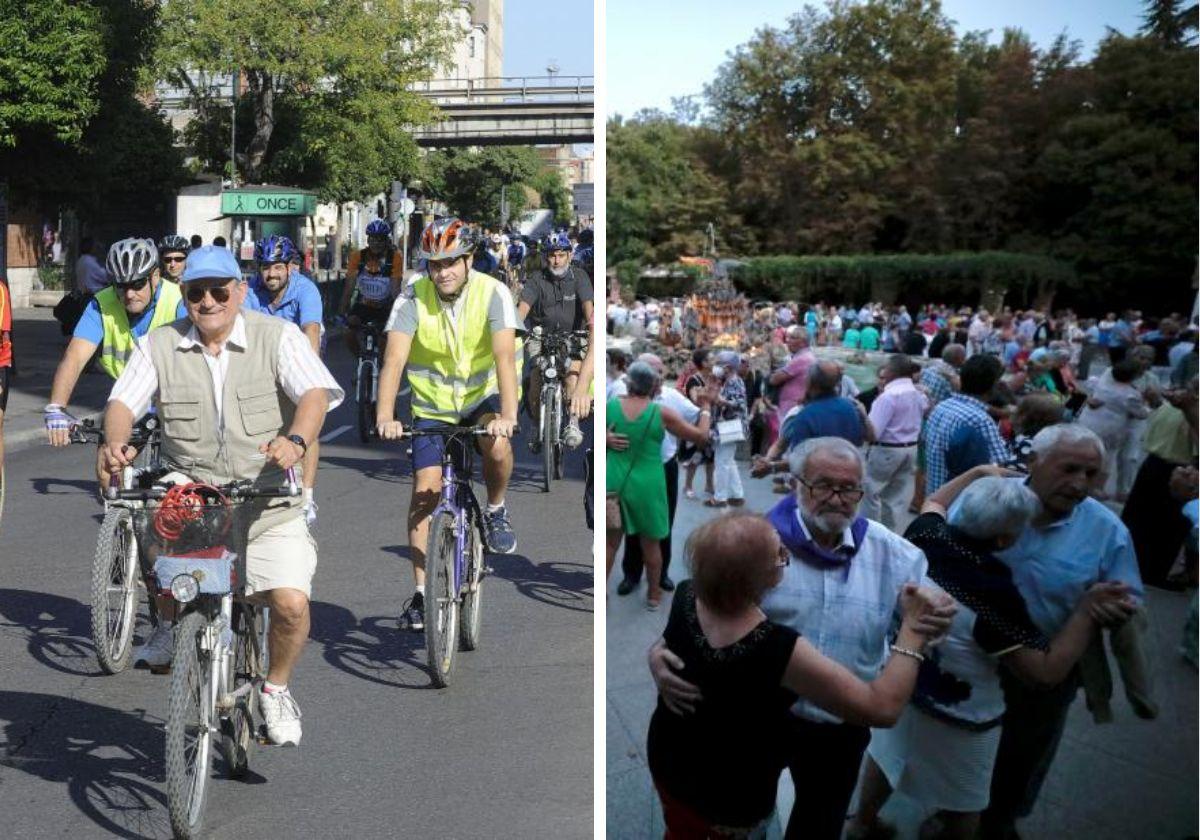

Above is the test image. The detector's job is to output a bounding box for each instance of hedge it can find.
[728,252,1076,306]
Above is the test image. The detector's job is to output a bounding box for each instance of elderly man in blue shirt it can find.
[964,423,1145,839]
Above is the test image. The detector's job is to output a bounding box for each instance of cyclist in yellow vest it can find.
[45,238,186,449]
[375,218,520,632]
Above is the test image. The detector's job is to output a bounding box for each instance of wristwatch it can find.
[286,434,308,455]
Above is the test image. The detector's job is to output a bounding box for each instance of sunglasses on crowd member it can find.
[162,255,186,264]
[184,284,233,304]
[111,276,151,293]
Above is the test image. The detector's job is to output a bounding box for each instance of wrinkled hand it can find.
[750,456,774,478]
[486,416,517,439]
[260,436,304,469]
[899,583,957,639]
[570,390,593,420]
[607,430,629,451]
[99,441,137,477]
[1083,581,1136,627]
[377,419,404,440]
[974,464,1024,480]
[44,406,76,447]
[648,639,702,715]
[692,385,717,408]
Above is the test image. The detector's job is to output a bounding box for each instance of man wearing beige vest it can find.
[100,246,343,747]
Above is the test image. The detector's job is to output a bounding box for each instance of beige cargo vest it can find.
[148,310,302,533]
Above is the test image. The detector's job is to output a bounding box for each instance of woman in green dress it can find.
[607,361,713,609]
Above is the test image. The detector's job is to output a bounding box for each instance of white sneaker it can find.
[133,622,174,671]
[259,687,303,746]
[303,500,318,527]
[562,422,584,449]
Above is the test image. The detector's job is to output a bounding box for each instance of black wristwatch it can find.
[286,434,308,455]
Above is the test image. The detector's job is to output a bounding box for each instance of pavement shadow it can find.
[30,476,98,496]
[0,690,172,839]
[319,454,411,485]
[488,554,593,614]
[0,588,106,677]
[307,600,436,691]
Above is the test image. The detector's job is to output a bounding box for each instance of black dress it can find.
[647,580,800,828]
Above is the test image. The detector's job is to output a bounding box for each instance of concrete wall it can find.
[176,181,231,248]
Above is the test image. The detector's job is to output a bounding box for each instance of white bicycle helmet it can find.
[106,238,159,284]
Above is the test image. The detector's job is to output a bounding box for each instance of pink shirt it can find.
[777,349,816,417]
[868,377,929,444]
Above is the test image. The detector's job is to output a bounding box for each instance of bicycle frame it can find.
[430,438,488,597]
[356,326,381,405]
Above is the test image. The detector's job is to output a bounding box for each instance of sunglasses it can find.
[163,255,186,264]
[185,284,233,304]
[111,277,150,293]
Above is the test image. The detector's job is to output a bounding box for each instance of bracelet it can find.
[889,643,925,663]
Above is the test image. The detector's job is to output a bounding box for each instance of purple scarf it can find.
[766,494,869,579]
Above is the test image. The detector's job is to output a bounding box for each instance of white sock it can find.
[415,585,425,596]
[303,487,314,503]
[486,501,505,513]
[263,680,287,694]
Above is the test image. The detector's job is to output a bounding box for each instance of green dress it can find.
[606,398,669,539]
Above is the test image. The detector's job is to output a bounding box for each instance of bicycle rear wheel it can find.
[356,363,375,444]
[459,510,485,651]
[90,508,140,674]
[165,611,214,839]
[219,603,262,778]
[551,387,565,481]
[424,511,459,687]
[540,388,554,493]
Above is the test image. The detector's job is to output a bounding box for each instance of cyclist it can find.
[0,276,11,480]
[100,245,342,745]
[518,229,592,451]
[45,238,186,456]
[572,228,594,280]
[248,235,325,525]
[338,219,403,358]
[157,235,191,284]
[376,217,520,631]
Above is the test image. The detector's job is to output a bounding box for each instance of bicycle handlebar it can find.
[105,467,301,502]
[369,425,521,440]
[69,417,158,447]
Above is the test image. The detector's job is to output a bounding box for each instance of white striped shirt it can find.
[110,314,344,427]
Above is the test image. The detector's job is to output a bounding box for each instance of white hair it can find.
[948,477,1039,541]
[788,436,864,479]
[1029,423,1106,461]
[625,361,660,397]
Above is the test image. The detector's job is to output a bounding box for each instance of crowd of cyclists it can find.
[26,214,596,749]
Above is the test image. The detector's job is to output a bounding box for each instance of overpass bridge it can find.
[154,74,594,147]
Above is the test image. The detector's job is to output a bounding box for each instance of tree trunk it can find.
[241,69,274,183]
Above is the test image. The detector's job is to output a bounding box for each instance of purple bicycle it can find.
[400,425,504,687]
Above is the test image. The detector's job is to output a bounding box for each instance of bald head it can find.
[637,353,664,375]
[941,344,966,367]
[807,361,841,399]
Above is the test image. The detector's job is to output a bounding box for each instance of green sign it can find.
[220,190,317,217]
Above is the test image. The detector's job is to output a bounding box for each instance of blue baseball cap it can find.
[182,245,241,283]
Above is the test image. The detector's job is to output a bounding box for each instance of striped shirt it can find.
[923,394,1008,494]
[110,314,343,426]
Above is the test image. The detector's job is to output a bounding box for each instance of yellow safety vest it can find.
[407,270,520,422]
[96,281,183,379]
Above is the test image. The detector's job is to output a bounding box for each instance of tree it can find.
[530,169,573,226]
[155,0,456,201]
[1141,0,1199,46]
[423,146,542,226]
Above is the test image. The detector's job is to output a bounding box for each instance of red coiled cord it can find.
[154,482,230,543]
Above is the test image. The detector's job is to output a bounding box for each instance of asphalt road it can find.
[0,337,594,838]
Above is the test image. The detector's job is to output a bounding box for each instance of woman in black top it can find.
[679,347,716,499]
[647,513,947,837]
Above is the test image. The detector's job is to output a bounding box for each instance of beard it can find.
[548,263,570,278]
[800,506,852,538]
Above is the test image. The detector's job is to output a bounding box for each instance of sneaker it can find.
[660,576,676,592]
[133,622,174,672]
[400,592,425,631]
[303,500,318,527]
[484,507,518,554]
[259,686,303,746]
[561,421,584,449]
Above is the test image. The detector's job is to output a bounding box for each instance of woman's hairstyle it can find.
[625,361,660,397]
[1014,392,1066,436]
[948,477,1039,542]
[692,347,711,368]
[686,512,781,615]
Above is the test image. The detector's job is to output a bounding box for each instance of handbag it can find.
[716,418,746,443]
[606,403,657,533]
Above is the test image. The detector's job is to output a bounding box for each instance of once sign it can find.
[220,190,317,217]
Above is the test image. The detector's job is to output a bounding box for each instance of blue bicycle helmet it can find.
[255,234,298,265]
[577,228,594,247]
[365,219,392,238]
[540,230,573,253]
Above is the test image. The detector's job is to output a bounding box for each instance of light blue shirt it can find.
[956,478,1144,636]
[247,271,323,327]
[761,514,929,724]
[73,284,188,345]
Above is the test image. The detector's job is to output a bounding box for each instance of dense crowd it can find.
[606,288,1198,839]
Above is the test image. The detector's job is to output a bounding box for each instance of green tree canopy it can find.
[422,146,545,227]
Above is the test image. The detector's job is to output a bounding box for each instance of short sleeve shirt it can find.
[248,273,323,327]
[72,284,189,345]
[387,274,519,336]
[520,265,593,333]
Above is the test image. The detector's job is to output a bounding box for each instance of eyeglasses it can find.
[111,277,150,293]
[163,256,186,264]
[776,543,791,568]
[185,284,233,304]
[797,478,865,503]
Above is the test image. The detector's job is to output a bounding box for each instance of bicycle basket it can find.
[132,486,248,599]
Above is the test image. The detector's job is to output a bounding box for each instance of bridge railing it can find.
[410,75,594,105]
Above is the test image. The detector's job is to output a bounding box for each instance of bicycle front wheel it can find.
[540,387,555,493]
[166,611,214,839]
[424,511,460,687]
[90,508,140,674]
[459,511,485,651]
[551,386,565,481]
[356,363,375,444]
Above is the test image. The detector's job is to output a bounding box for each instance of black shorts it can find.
[0,367,9,412]
[350,301,392,328]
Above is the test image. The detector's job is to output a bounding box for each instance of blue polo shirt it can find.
[247,271,323,327]
[781,395,865,449]
[951,477,1144,635]
[73,283,188,344]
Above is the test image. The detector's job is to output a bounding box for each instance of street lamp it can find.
[547,61,560,85]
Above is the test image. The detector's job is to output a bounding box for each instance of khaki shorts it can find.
[244,515,318,599]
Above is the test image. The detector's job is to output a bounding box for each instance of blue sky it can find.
[607,0,1147,117]
[505,0,595,78]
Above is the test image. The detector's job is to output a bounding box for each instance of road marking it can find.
[319,424,353,443]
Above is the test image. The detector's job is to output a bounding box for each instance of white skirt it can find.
[867,706,1002,813]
